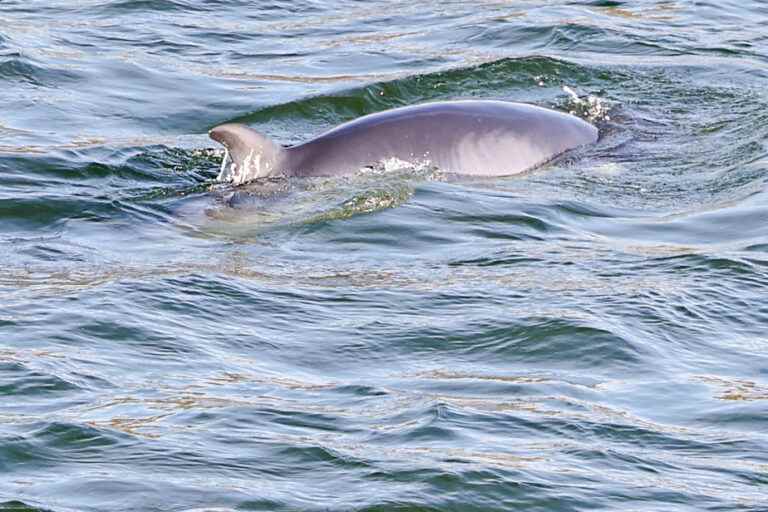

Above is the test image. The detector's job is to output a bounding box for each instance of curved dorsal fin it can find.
[209,123,285,185]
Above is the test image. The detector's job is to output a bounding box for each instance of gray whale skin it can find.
[209,100,598,185]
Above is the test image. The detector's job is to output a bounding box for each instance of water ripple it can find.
[2,1,768,511]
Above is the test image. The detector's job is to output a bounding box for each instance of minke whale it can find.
[209,100,598,185]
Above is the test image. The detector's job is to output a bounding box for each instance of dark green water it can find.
[2,1,768,511]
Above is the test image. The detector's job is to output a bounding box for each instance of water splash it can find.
[563,85,612,123]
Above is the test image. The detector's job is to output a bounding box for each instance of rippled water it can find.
[2,1,768,511]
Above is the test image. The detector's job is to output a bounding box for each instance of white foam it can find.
[217,148,230,181]
[563,85,611,122]
[219,149,276,186]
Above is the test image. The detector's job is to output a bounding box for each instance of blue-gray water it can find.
[2,1,768,511]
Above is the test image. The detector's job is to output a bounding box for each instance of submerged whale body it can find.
[209,100,598,185]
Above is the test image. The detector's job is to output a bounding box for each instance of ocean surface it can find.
[2,1,767,511]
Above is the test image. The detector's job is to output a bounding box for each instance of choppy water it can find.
[2,1,768,511]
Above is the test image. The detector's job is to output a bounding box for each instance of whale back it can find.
[285,101,598,177]
[209,123,285,185]
[209,101,599,182]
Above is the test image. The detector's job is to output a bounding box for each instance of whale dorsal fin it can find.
[209,123,285,185]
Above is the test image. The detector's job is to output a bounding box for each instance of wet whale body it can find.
[209,100,598,185]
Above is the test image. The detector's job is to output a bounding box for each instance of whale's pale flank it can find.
[209,100,598,185]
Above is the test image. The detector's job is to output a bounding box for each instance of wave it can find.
[0,52,82,87]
